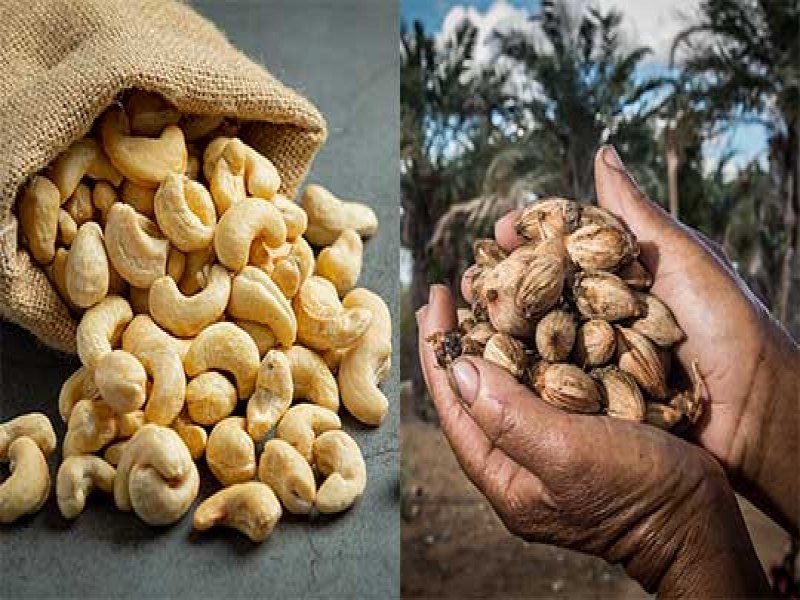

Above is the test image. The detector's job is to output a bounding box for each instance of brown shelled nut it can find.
[631,292,684,347]
[514,253,565,321]
[593,366,645,422]
[473,239,507,268]
[615,326,669,400]
[565,223,638,271]
[461,322,495,356]
[533,363,601,414]
[515,198,580,242]
[573,271,644,321]
[574,319,616,367]
[535,309,576,362]
[483,333,527,379]
[480,247,538,337]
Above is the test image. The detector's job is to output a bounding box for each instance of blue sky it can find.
[402,0,537,29]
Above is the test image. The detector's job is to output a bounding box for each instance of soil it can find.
[400,381,792,599]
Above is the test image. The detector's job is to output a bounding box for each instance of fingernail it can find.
[602,144,624,170]
[415,305,428,324]
[451,359,479,407]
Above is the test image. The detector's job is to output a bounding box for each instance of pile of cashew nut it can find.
[3,90,391,542]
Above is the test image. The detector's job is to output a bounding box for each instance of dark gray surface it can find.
[0,1,400,597]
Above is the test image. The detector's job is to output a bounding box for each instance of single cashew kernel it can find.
[244,144,281,199]
[258,439,315,514]
[122,315,191,360]
[205,137,247,215]
[120,180,156,217]
[228,267,297,347]
[18,175,60,264]
[186,372,238,426]
[193,481,281,542]
[292,236,315,283]
[276,404,341,463]
[0,437,51,523]
[247,350,293,441]
[104,441,127,466]
[59,366,100,422]
[49,137,122,201]
[57,209,78,246]
[94,350,147,414]
[56,456,116,519]
[301,184,378,246]
[316,229,363,296]
[214,198,286,271]
[137,347,187,426]
[166,247,186,282]
[313,431,366,514]
[92,181,119,223]
[64,183,95,226]
[118,410,145,438]
[272,194,307,241]
[294,276,372,351]
[126,90,181,136]
[338,289,391,426]
[184,322,260,398]
[65,221,110,308]
[172,412,207,460]
[149,265,231,337]
[206,417,256,486]
[0,413,57,460]
[76,296,133,369]
[235,320,277,357]
[104,203,169,288]
[101,106,187,187]
[63,398,118,457]
[114,424,199,525]
[272,257,302,298]
[46,248,80,311]
[283,345,339,411]
[154,174,217,252]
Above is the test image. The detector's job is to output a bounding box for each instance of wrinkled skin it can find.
[418,145,799,596]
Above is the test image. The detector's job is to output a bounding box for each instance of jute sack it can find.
[0,0,327,355]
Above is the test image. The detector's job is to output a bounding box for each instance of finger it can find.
[449,355,570,470]
[460,264,480,305]
[495,209,525,252]
[417,285,524,503]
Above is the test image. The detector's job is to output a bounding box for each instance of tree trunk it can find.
[665,125,680,219]
[775,120,798,325]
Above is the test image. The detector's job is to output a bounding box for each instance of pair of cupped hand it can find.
[417,146,799,597]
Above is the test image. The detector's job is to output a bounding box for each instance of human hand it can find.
[417,285,769,596]
[463,145,799,534]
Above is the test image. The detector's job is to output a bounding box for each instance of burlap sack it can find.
[0,0,327,355]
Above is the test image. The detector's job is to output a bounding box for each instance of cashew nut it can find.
[316,229,363,296]
[276,404,341,463]
[0,413,56,460]
[204,137,247,215]
[125,90,181,137]
[243,144,281,199]
[249,241,300,297]
[179,245,215,295]
[258,439,315,514]
[154,174,216,252]
[64,183,95,226]
[65,221,110,308]
[301,184,377,246]
[104,441,127,466]
[272,194,307,241]
[292,236,315,283]
[48,137,122,201]
[120,180,156,217]
[18,175,60,265]
[193,482,281,542]
[294,276,371,351]
[122,315,191,360]
[94,350,147,414]
[137,347,187,426]
[46,248,80,311]
[313,431,366,514]
[184,322,260,398]
[247,350,292,441]
[235,320,277,357]
[214,198,286,271]
[104,203,169,288]
[114,424,199,525]
[118,410,145,439]
[228,267,296,347]
[59,366,100,422]
[0,437,51,523]
[56,455,116,519]
[63,398,118,457]
[100,106,187,188]
[338,288,391,426]
[271,257,302,298]
[57,209,78,246]
[172,411,207,460]
[149,265,231,337]
[76,295,133,369]
[283,345,339,411]
[92,181,119,223]
[185,372,237,426]
[166,246,186,282]
[206,417,256,486]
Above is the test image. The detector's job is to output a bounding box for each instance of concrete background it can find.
[0,0,400,597]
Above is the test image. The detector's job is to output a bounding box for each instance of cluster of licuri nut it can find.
[429,197,704,433]
[7,90,392,539]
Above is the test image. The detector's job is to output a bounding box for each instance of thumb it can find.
[594,145,684,266]
[450,356,568,469]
